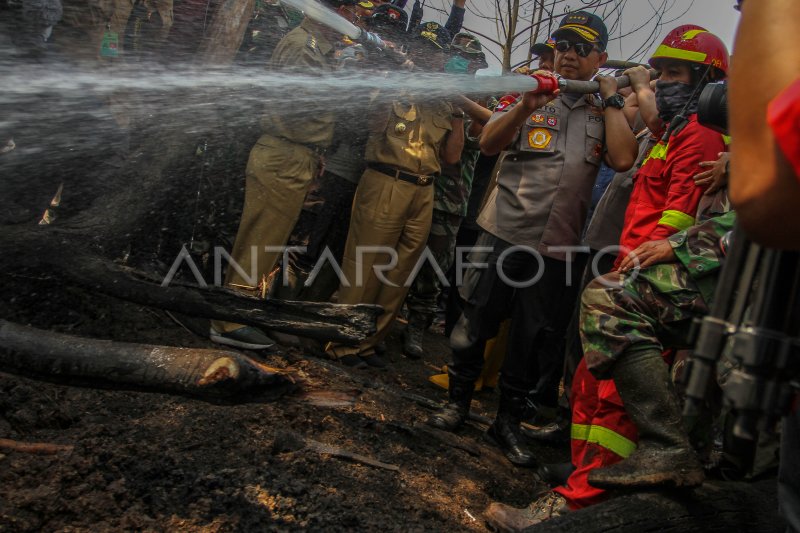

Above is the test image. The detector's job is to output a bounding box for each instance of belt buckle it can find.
[417,175,431,186]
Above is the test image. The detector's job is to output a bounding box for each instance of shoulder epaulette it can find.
[306,34,318,52]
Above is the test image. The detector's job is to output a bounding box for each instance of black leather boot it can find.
[588,349,705,489]
[486,391,538,467]
[427,374,474,432]
[403,314,428,360]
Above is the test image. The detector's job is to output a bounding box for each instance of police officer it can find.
[530,38,555,72]
[210,12,339,349]
[427,12,637,468]
[325,22,464,369]
[402,33,490,359]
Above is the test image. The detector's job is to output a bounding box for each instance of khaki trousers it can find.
[330,168,434,356]
[212,134,318,333]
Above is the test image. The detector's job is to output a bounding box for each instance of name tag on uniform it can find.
[528,128,552,150]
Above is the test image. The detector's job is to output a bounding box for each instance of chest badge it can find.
[528,128,552,149]
[531,113,545,123]
[547,116,558,127]
[394,122,407,133]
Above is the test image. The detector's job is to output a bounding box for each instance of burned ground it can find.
[1,285,784,532]
[0,280,562,532]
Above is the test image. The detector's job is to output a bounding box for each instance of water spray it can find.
[274,0,657,96]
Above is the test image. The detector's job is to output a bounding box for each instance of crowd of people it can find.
[208,1,745,528]
[4,0,799,529]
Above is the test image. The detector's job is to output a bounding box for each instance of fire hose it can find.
[278,0,657,95]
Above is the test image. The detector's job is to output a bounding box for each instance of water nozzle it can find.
[354,30,385,50]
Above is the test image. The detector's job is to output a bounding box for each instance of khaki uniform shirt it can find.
[365,98,453,176]
[477,93,605,261]
[260,19,336,148]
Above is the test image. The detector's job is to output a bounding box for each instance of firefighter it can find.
[615,25,729,267]
[483,26,732,531]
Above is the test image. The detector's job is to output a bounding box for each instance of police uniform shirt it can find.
[476,93,606,261]
[260,18,336,148]
[365,97,454,176]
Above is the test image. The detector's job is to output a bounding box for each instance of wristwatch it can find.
[452,110,466,119]
[602,94,625,110]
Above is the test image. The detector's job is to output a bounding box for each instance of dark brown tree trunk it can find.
[0,320,294,402]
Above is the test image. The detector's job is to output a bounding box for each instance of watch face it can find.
[606,94,624,109]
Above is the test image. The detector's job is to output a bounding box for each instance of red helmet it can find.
[649,25,729,80]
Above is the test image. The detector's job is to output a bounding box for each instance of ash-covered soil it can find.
[0,287,566,532]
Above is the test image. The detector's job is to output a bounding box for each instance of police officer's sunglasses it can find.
[554,39,600,58]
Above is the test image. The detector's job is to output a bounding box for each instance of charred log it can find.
[1,229,379,343]
[0,320,294,402]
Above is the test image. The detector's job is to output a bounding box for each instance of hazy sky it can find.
[416,0,741,74]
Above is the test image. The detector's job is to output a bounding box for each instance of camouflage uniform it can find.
[548,210,736,508]
[405,119,479,324]
[580,210,737,378]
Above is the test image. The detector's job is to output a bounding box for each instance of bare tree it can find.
[425,0,697,72]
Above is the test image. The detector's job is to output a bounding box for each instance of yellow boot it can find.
[428,320,510,392]
[429,369,485,391]
[479,320,509,390]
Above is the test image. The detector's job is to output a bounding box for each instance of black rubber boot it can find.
[521,402,570,444]
[486,391,538,467]
[427,374,474,432]
[403,314,428,360]
[588,349,705,489]
[537,462,576,486]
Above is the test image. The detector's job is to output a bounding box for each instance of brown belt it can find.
[270,134,327,156]
[369,163,435,186]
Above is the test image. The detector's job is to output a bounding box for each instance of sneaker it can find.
[209,326,276,350]
[484,491,569,532]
